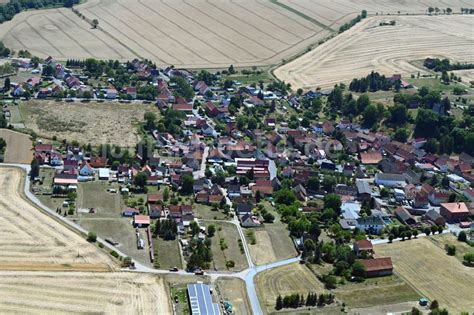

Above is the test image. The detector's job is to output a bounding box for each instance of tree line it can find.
[349,71,400,93]
[339,10,367,33]
[275,292,334,310]
[0,0,79,23]
[424,58,474,72]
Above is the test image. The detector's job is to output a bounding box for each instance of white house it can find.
[79,162,94,176]
[356,216,385,235]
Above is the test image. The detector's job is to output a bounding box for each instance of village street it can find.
[2,163,300,315]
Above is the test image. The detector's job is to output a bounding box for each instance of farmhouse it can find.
[361,257,393,277]
[440,203,470,223]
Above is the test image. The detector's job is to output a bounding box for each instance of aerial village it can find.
[1,53,474,314]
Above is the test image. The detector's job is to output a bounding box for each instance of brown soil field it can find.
[0,271,171,314]
[275,15,474,90]
[375,238,474,313]
[0,129,33,164]
[255,263,326,314]
[0,167,114,269]
[20,100,157,148]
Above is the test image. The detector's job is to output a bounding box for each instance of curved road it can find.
[1,163,300,315]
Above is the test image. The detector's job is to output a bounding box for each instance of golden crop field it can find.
[275,15,474,90]
[0,167,114,270]
[0,271,171,314]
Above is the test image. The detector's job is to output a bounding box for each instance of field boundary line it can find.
[269,0,335,32]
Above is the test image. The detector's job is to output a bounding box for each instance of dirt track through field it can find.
[275,15,474,90]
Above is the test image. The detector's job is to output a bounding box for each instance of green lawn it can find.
[224,71,273,85]
[406,77,470,94]
[77,181,123,217]
[171,286,191,315]
[194,204,228,220]
[202,221,248,271]
[79,217,153,267]
[154,237,182,269]
[333,275,420,309]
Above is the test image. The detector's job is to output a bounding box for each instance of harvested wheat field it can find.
[255,262,326,313]
[0,0,329,68]
[0,271,171,314]
[20,100,157,148]
[0,167,114,270]
[0,129,32,164]
[452,69,474,85]
[275,15,474,90]
[375,238,474,313]
[0,8,135,61]
[279,0,470,30]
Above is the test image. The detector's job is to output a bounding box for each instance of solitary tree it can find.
[87,231,97,242]
[92,19,99,28]
[134,172,148,189]
[207,224,216,237]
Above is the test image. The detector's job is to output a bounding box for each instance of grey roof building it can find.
[187,283,221,315]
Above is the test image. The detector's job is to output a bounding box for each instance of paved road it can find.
[193,146,209,180]
[1,163,301,315]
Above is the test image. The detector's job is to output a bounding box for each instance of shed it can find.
[395,206,416,225]
[361,257,393,277]
[133,215,151,228]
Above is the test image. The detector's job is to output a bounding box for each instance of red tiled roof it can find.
[361,257,393,272]
[355,240,373,251]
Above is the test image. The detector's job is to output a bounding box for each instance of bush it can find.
[457,231,467,242]
[110,250,119,258]
[98,242,104,248]
[122,256,133,267]
[445,244,456,256]
[463,252,474,266]
[226,260,235,268]
[87,231,97,242]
